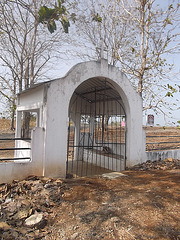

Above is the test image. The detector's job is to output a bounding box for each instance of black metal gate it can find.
[0,137,31,161]
[67,78,126,177]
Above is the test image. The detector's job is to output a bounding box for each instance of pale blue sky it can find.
[0,0,179,126]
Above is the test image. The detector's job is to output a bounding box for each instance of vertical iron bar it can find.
[98,92,102,171]
[120,104,122,171]
[95,87,98,176]
[76,96,82,176]
[73,96,78,176]
[102,81,106,169]
[66,114,71,176]
[86,99,92,176]
[124,114,127,170]
[106,92,110,171]
[115,101,118,171]
[91,89,95,176]
[111,99,114,171]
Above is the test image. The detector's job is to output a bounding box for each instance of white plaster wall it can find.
[69,95,125,116]
[43,81,68,178]
[146,149,180,161]
[0,128,44,184]
[83,149,125,172]
[15,140,31,161]
[18,86,44,109]
[43,60,144,177]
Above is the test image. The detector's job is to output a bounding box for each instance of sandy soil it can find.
[0,169,179,240]
[0,119,180,239]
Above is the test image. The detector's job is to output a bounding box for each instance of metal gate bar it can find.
[0,157,31,161]
[0,138,31,141]
[0,138,31,161]
[67,79,126,177]
[0,148,31,151]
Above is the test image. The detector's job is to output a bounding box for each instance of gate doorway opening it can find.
[67,77,126,177]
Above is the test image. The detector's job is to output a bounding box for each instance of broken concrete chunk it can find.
[4,198,12,204]
[25,212,43,226]
[101,172,128,179]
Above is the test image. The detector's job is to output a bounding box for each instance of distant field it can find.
[0,119,15,134]
[0,119,180,160]
[0,119,15,159]
[145,126,180,150]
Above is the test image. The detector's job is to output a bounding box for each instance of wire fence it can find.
[146,135,180,151]
[0,138,31,161]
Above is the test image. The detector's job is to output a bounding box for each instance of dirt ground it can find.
[0,167,180,240]
[0,119,180,239]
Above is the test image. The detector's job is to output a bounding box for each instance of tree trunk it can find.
[138,75,143,97]
[11,78,17,130]
[22,112,31,138]
[10,106,16,130]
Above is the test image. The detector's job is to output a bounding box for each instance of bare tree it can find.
[72,0,180,120]
[0,0,69,130]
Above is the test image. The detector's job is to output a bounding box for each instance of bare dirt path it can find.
[0,166,180,240]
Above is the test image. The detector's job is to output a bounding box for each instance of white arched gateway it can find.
[67,77,127,177]
[1,59,145,182]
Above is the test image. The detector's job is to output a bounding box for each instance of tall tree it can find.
[0,0,69,129]
[72,0,180,120]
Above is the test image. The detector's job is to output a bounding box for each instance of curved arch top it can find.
[60,59,142,119]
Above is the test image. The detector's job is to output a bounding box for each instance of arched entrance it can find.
[12,60,144,180]
[67,77,126,177]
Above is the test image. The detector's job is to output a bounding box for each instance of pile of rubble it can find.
[128,158,180,171]
[0,176,67,239]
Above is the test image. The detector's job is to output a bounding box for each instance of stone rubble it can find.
[25,212,43,226]
[127,158,180,171]
[0,175,65,239]
[0,159,179,239]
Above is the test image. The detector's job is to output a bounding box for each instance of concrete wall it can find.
[42,59,144,177]
[83,149,125,172]
[15,140,31,161]
[17,85,44,109]
[146,149,180,162]
[69,95,125,116]
[143,130,180,162]
[0,128,44,184]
